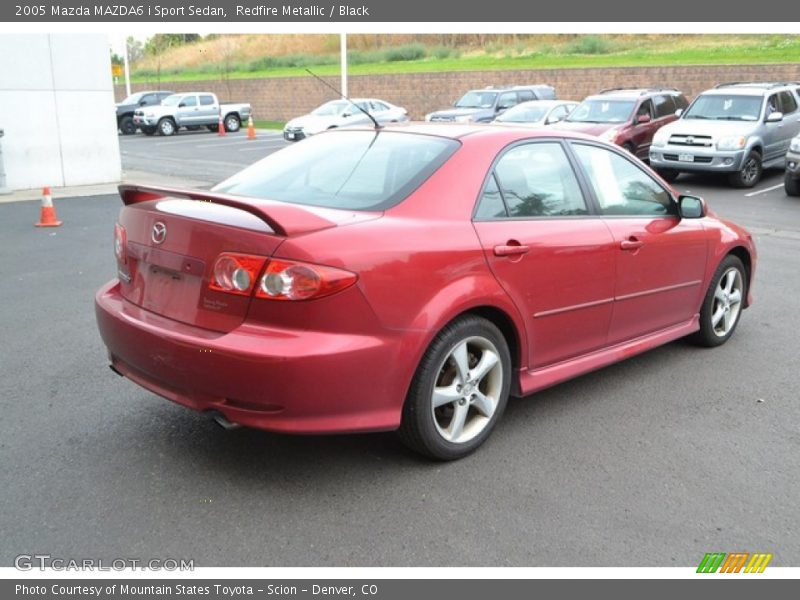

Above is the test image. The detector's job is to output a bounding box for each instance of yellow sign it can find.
[112,64,123,77]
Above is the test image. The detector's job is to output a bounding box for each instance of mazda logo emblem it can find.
[151,222,167,244]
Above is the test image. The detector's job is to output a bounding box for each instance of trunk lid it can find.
[115,185,375,332]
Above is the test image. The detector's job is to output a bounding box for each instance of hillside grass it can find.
[130,34,800,84]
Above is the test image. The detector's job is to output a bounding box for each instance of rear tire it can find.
[656,168,680,183]
[398,315,511,461]
[690,255,746,348]
[785,173,800,197]
[157,118,177,137]
[119,116,136,135]
[728,151,762,188]
[224,114,240,132]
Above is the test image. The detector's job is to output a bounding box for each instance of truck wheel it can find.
[785,173,800,197]
[656,168,680,183]
[224,114,241,133]
[728,151,762,188]
[157,118,177,137]
[119,116,136,135]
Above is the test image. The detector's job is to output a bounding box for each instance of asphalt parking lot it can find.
[1,130,799,568]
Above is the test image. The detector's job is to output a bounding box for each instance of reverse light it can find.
[209,253,267,296]
[114,223,127,264]
[256,259,357,301]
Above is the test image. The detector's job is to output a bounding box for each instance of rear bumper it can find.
[95,280,408,434]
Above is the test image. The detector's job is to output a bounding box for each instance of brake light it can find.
[255,259,357,301]
[114,223,127,264]
[209,253,267,296]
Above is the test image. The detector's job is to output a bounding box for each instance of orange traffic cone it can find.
[217,114,226,136]
[35,187,63,227]
[247,115,256,140]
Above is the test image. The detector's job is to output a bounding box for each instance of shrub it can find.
[565,35,613,55]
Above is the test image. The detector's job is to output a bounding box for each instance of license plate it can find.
[678,153,695,162]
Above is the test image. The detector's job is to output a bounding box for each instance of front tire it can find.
[656,168,680,183]
[399,315,511,460]
[119,116,136,135]
[785,173,800,197]
[728,151,762,188]
[690,255,746,347]
[157,118,177,136]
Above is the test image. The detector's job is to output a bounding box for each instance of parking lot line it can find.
[745,183,785,197]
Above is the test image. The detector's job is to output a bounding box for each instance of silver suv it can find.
[649,81,800,188]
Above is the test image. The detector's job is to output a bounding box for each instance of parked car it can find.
[650,81,800,187]
[116,90,173,135]
[552,88,688,162]
[283,99,409,142]
[133,92,252,136]
[425,85,556,123]
[786,135,800,196]
[96,124,756,460]
[492,100,578,126]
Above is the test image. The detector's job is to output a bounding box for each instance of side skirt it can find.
[516,316,700,397]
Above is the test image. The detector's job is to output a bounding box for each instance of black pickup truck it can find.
[116,91,174,135]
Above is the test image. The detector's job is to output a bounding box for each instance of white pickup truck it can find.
[133,92,252,136]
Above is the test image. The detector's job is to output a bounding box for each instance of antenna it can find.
[305,68,381,130]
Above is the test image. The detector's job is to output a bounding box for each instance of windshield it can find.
[496,104,549,123]
[311,101,350,117]
[566,99,635,124]
[455,91,498,109]
[161,95,183,107]
[214,131,460,211]
[683,94,762,121]
[120,93,144,105]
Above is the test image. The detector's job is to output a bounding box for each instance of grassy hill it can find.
[130,34,800,84]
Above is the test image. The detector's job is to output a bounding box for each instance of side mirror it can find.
[138,100,147,106]
[178,102,186,108]
[766,111,784,123]
[342,112,352,118]
[675,108,684,118]
[679,195,706,219]
[547,116,562,124]
[636,114,652,124]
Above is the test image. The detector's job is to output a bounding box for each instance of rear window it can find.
[214,131,460,211]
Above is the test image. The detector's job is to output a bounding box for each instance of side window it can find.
[371,101,389,111]
[491,142,588,218]
[549,105,568,123]
[573,144,676,217]
[181,96,197,107]
[355,101,370,113]
[636,99,654,120]
[498,92,518,110]
[653,95,676,119]
[140,94,154,105]
[674,94,689,110]
[779,91,798,115]
[474,175,507,219]
[517,90,534,102]
[766,94,779,116]
[199,95,215,106]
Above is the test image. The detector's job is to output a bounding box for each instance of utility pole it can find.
[340,32,348,97]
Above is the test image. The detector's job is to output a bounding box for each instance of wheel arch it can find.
[726,245,753,307]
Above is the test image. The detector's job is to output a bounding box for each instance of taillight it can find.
[114,223,127,264]
[209,253,267,296]
[256,259,357,301]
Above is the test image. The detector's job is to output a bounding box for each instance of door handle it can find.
[494,243,530,257]
[620,238,644,251]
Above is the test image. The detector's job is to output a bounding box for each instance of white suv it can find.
[649,81,800,188]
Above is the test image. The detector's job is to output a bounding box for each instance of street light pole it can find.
[340,32,348,97]
[122,35,131,98]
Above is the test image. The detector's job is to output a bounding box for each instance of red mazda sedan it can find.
[96,124,756,460]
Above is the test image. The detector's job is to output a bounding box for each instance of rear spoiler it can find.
[118,184,337,237]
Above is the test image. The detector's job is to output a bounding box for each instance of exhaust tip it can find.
[208,411,241,431]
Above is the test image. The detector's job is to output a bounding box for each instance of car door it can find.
[570,142,708,345]
[628,98,656,160]
[198,94,220,125]
[763,93,787,161]
[175,95,199,126]
[777,91,800,152]
[472,141,617,368]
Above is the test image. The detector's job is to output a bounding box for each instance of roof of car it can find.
[586,88,683,101]
[510,99,578,108]
[705,82,800,95]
